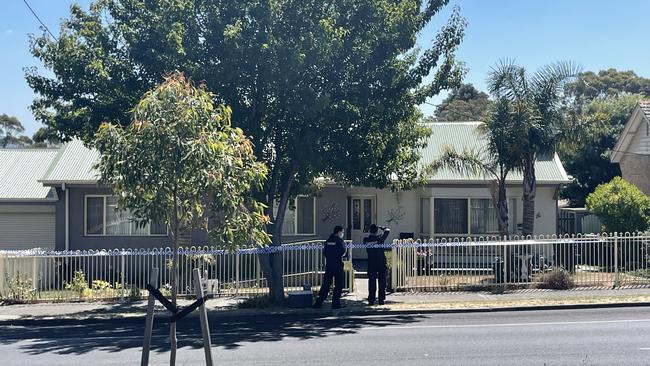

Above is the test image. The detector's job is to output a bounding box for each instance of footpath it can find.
[2,281,650,322]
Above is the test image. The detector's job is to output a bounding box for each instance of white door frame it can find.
[348,195,376,260]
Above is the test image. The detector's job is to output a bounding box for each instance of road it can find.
[1,307,649,365]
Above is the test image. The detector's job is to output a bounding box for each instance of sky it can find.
[2,0,650,136]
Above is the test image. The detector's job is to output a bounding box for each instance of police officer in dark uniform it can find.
[364,224,391,305]
[313,225,346,309]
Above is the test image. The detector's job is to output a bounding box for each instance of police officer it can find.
[313,225,346,309]
[364,224,390,305]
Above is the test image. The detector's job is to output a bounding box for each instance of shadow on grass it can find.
[0,298,422,356]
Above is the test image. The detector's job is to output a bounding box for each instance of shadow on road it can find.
[0,299,422,356]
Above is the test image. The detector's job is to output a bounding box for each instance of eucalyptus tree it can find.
[487,61,580,236]
[27,0,466,300]
[95,73,269,363]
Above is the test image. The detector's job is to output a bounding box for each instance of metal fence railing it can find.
[391,232,650,292]
[3,233,649,302]
[0,240,354,302]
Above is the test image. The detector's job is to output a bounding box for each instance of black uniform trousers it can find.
[368,259,387,303]
[315,262,344,307]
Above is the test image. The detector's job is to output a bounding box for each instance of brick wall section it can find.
[619,154,650,196]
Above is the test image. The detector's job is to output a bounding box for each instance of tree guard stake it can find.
[141,268,214,366]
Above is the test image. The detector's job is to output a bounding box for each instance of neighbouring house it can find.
[611,100,650,196]
[0,148,60,250]
[0,122,570,252]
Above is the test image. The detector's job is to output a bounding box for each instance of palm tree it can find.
[430,97,525,236]
[487,60,580,236]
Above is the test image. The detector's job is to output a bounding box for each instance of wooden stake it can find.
[141,267,159,366]
[193,268,213,366]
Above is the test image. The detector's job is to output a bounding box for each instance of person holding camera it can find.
[313,225,347,309]
[364,224,391,305]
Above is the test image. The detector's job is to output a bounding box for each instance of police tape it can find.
[0,238,585,257]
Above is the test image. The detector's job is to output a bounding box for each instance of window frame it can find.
[428,197,517,237]
[84,195,168,237]
[275,196,316,236]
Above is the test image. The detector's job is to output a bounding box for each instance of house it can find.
[611,100,650,196]
[0,122,570,251]
[0,148,60,250]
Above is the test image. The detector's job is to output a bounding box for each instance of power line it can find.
[22,0,58,41]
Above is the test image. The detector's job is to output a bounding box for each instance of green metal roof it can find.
[0,149,59,200]
[421,122,569,184]
[39,123,570,186]
[40,139,100,185]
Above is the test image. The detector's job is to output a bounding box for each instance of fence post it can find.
[614,232,619,288]
[502,236,508,289]
[391,243,397,291]
[120,252,125,301]
[235,251,240,295]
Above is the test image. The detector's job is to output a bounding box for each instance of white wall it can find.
[339,184,559,240]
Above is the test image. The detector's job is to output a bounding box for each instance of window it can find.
[470,199,499,235]
[434,198,468,234]
[419,197,431,236]
[509,198,518,234]
[274,196,315,235]
[85,196,167,236]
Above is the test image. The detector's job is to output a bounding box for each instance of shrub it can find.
[65,271,91,299]
[586,177,650,233]
[538,269,574,290]
[6,273,35,302]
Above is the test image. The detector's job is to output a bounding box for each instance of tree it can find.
[559,94,641,206]
[95,73,269,364]
[32,127,62,147]
[488,60,580,236]
[434,83,491,121]
[26,0,466,301]
[430,97,524,236]
[586,177,650,233]
[565,68,650,101]
[0,114,33,147]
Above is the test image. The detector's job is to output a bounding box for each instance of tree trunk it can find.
[169,194,179,366]
[522,153,536,237]
[259,166,297,303]
[490,179,509,237]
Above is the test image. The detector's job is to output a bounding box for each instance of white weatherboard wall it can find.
[0,205,56,250]
[344,185,558,240]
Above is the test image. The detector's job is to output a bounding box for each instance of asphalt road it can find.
[1,307,650,365]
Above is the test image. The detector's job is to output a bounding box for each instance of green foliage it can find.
[6,273,35,302]
[586,177,650,233]
[26,0,466,242]
[0,114,33,147]
[65,271,91,299]
[565,69,650,101]
[428,96,527,235]
[433,83,492,122]
[538,268,574,290]
[95,73,270,249]
[560,94,641,206]
[487,60,581,236]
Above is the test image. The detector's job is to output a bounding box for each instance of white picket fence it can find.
[391,232,650,291]
[0,241,354,302]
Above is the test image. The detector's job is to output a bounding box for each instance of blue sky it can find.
[2,0,650,135]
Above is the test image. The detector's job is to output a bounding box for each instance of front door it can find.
[349,196,375,259]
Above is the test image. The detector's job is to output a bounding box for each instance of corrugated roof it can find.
[420,122,569,184]
[0,149,59,200]
[40,124,570,186]
[40,139,100,185]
